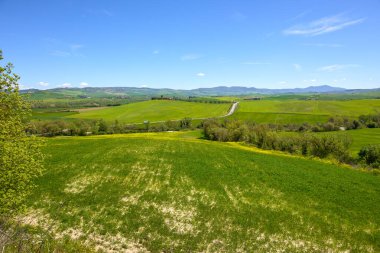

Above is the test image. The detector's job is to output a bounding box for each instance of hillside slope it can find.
[23,132,380,252]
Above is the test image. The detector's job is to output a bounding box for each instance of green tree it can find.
[0,50,44,214]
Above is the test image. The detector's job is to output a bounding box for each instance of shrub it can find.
[358,145,380,168]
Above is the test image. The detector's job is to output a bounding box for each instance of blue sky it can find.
[1,0,379,90]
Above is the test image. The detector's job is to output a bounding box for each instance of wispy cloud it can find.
[242,61,270,65]
[181,54,202,61]
[196,72,206,77]
[284,14,365,36]
[304,79,317,83]
[293,64,302,71]
[38,81,49,87]
[46,38,84,57]
[60,83,72,88]
[79,82,89,88]
[289,10,311,21]
[86,9,113,17]
[318,64,359,72]
[153,50,160,55]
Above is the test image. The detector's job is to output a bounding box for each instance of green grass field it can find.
[31,109,79,121]
[325,128,380,155]
[23,132,380,252]
[230,99,380,124]
[66,100,231,123]
[346,128,380,154]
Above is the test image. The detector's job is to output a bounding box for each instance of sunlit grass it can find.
[230,99,380,124]
[23,132,380,252]
[66,100,231,123]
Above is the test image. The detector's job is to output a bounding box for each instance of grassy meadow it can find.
[65,100,231,123]
[230,99,380,124]
[23,132,380,252]
[31,109,79,121]
[323,128,380,155]
[345,128,380,154]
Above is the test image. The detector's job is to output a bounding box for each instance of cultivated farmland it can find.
[66,100,231,123]
[229,99,380,124]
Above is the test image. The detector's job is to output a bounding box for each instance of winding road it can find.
[221,102,239,117]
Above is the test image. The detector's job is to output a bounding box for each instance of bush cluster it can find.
[203,119,352,163]
[26,118,196,136]
[268,114,380,133]
[30,98,130,109]
[358,145,380,168]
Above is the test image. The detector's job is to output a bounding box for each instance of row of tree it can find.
[30,98,130,109]
[264,114,380,133]
[25,118,195,136]
[203,119,380,168]
[151,95,231,104]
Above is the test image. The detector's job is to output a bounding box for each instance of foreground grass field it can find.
[23,132,380,252]
[66,100,231,123]
[230,99,380,124]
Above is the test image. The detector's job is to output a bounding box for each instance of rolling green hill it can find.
[23,132,380,252]
[66,100,232,123]
[230,99,380,124]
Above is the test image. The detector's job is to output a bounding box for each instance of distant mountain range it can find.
[191,85,347,95]
[21,85,380,97]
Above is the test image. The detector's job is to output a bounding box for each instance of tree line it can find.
[202,118,380,170]
[26,117,195,136]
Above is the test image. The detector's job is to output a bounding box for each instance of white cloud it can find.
[304,79,317,83]
[284,14,365,36]
[38,81,49,87]
[60,83,72,88]
[196,72,206,77]
[278,81,287,85]
[140,84,148,88]
[79,82,89,88]
[293,64,302,71]
[153,50,160,54]
[181,54,202,61]
[318,64,359,72]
